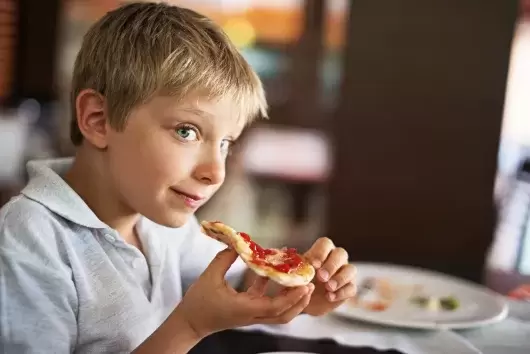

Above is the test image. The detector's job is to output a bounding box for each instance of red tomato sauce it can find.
[238,232,303,273]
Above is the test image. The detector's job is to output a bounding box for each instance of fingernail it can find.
[319,269,329,281]
[327,280,337,291]
[327,292,336,302]
[312,260,321,268]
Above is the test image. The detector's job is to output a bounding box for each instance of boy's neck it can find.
[63,148,141,245]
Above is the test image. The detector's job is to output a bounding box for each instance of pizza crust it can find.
[201,221,315,287]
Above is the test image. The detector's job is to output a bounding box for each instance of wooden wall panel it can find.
[328,1,518,283]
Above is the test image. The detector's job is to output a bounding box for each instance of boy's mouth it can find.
[170,188,206,208]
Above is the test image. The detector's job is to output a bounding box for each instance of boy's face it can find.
[105,94,245,227]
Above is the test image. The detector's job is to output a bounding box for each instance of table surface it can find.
[188,299,530,354]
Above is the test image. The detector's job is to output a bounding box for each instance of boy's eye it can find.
[176,127,198,141]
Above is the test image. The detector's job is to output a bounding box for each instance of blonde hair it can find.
[70,1,267,145]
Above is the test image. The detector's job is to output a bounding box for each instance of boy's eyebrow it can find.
[180,107,213,119]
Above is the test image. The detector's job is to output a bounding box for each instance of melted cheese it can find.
[264,250,286,266]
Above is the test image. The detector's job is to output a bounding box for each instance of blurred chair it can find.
[241,126,331,184]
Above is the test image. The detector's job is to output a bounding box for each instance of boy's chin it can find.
[145,210,192,228]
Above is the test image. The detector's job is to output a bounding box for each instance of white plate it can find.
[333,262,508,330]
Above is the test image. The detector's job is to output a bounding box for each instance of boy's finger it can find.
[304,237,334,269]
[204,248,239,281]
[318,247,348,282]
[325,263,356,292]
[257,283,314,317]
[247,276,269,297]
[328,282,356,303]
[260,288,314,324]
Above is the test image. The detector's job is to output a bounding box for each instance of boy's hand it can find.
[175,248,315,338]
[303,237,357,316]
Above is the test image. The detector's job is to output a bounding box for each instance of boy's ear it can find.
[75,89,110,149]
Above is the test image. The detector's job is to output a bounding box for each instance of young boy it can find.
[0,2,356,353]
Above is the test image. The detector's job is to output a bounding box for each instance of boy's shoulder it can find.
[1,194,60,230]
[0,194,69,250]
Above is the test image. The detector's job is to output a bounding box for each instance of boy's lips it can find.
[171,188,205,201]
[170,188,206,208]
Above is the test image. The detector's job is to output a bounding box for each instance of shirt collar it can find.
[21,158,108,229]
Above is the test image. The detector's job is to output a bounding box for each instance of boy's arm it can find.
[132,308,200,354]
[0,209,78,353]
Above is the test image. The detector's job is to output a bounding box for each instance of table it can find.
[457,299,530,354]
[190,299,530,354]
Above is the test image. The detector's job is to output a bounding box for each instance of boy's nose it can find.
[194,157,225,186]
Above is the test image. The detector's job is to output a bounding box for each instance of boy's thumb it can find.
[206,248,239,278]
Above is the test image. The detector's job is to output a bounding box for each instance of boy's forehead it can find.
[179,94,237,116]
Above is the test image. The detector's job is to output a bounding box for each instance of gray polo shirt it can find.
[0,158,245,353]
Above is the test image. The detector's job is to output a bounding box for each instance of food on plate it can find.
[410,295,460,311]
[508,284,530,301]
[366,300,389,312]
[410,295,440,311]
[350,277,461,313]
[350,277,396,312]
[200,220,315,287]
[439,296,460,310]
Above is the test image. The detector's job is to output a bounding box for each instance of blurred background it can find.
[1,0,530,293]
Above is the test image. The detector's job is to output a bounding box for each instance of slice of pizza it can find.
[200,220,315,287]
